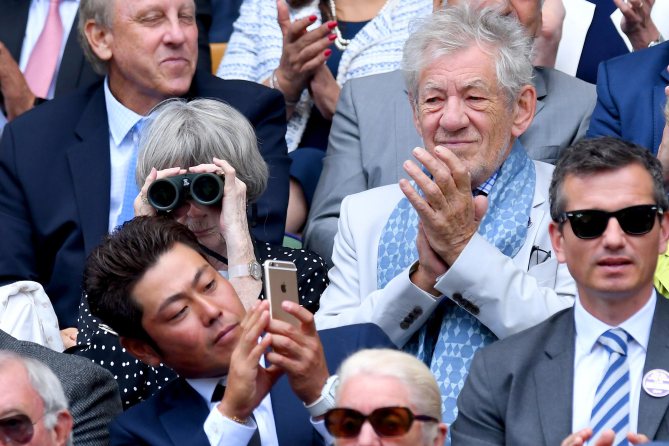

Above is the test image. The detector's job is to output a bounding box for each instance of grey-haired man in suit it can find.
[0,330,122,445]
[452,137,669,446]
[305,0,596,266]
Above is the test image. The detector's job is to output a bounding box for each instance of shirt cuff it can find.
[205,404,258,446]
[311,416,334,445]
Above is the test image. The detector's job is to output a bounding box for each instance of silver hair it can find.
[0,351,73,446]
[136,98,269,203]
[77,0,114,75]
[402,2,534,108]
[336,349,442,444]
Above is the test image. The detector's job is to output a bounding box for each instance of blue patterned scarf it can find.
[377,141,535,426]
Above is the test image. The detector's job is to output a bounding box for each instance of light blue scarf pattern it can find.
[377,141,536,426]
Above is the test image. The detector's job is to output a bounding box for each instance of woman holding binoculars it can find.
[74,98,328,409]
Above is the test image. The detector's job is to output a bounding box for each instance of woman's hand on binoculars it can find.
[134,166,187,217]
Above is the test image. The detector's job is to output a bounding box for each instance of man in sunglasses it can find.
[324,348,448,446]
[451,136,669,445]
[84,216,394,445]
[0,351,73,446]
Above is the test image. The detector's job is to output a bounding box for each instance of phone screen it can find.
[263,260,300,325]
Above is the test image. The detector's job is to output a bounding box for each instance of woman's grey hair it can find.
[137,98,269,203]
[0,352,72,446]
[336,349,442,443]
[402,2,534,109]
[77,0,115,75]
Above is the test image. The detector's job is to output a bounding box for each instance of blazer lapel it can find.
[159,379,211,445]
[532,67,547,118]
[652,68,669,154]
[534,310,575,446]
[55,12,87,94]
[0,0,29,59]
[66,85,112,255]
[637,296,669,438]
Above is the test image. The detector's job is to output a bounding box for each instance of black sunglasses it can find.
[324,406,438,438]
[557,204,663,239]
[0,414,39,445]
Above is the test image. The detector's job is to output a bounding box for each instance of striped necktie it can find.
[589,328,631,446]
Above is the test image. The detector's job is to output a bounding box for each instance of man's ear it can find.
[120,336,162,367]
[51,410,73,446]
[510,84,537,138]
[548,220,567,264]
[84,19,113,62]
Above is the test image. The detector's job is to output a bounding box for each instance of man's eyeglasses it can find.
[324,406,438,438]
[0,413,40,445]
[557,204,663,240]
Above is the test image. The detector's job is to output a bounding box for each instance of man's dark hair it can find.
[84,216,202,341]
[549,136,668,221]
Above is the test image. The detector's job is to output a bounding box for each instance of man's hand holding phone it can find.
[265,300,330,407]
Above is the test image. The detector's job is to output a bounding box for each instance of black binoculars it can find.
[147,173,224,212]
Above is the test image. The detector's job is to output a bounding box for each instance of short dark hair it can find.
[549,136,668,221]
[84,216,202,341]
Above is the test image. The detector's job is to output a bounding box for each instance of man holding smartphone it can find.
[83,216,394,445]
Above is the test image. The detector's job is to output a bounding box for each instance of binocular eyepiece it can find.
[147,173,224,212]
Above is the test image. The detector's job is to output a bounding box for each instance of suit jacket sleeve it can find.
[450,350,506,446]
[305,80,368,265]
[67,357,123,446]
[0,124,39,286]
[246,84,290,244]
[586,60,622,139]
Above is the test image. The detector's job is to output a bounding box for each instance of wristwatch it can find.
[228,260,262,280]
[304,375,339,417]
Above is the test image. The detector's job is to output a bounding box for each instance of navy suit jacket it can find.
[108,323,395,445]
[0,0,213,100]
[587,42,669,154]
[0,71,289,327]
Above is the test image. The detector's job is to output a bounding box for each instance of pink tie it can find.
[24,0,64,99]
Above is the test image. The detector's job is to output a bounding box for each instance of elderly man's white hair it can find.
[336,348,442,443]
[0,351,73,446]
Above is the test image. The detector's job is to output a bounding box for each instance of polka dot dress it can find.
[73,240,329,410]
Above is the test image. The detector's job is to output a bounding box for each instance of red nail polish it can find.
[324,49,332,57]
[327,21,338,29]
[309,14,317,21]
[328,33,337,41]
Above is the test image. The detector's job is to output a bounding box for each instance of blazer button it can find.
[411,306,423,317]
[400,321,410,330]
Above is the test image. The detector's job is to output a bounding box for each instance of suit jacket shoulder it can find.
[451,307,575,446]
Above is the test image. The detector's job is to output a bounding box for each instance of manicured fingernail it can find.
[434,146,441,154]
[328,33,337,41]
[309,14,317,21]
[324,49,332,57]
[327,21,338,29]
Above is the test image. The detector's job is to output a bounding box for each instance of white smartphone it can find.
[263,260,300,325]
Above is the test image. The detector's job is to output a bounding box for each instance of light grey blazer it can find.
[450,296,669,445]
[0,330,123,446]
[304,68,596,265]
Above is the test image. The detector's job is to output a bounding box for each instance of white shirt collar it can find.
[574,290,656,354]
[186,376,228,403]
[103,77,144,146]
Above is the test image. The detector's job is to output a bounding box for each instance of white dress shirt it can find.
[19,0,80,99]
[103,79,144,231]
[186,366,332,446]
[572,291,656,434]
